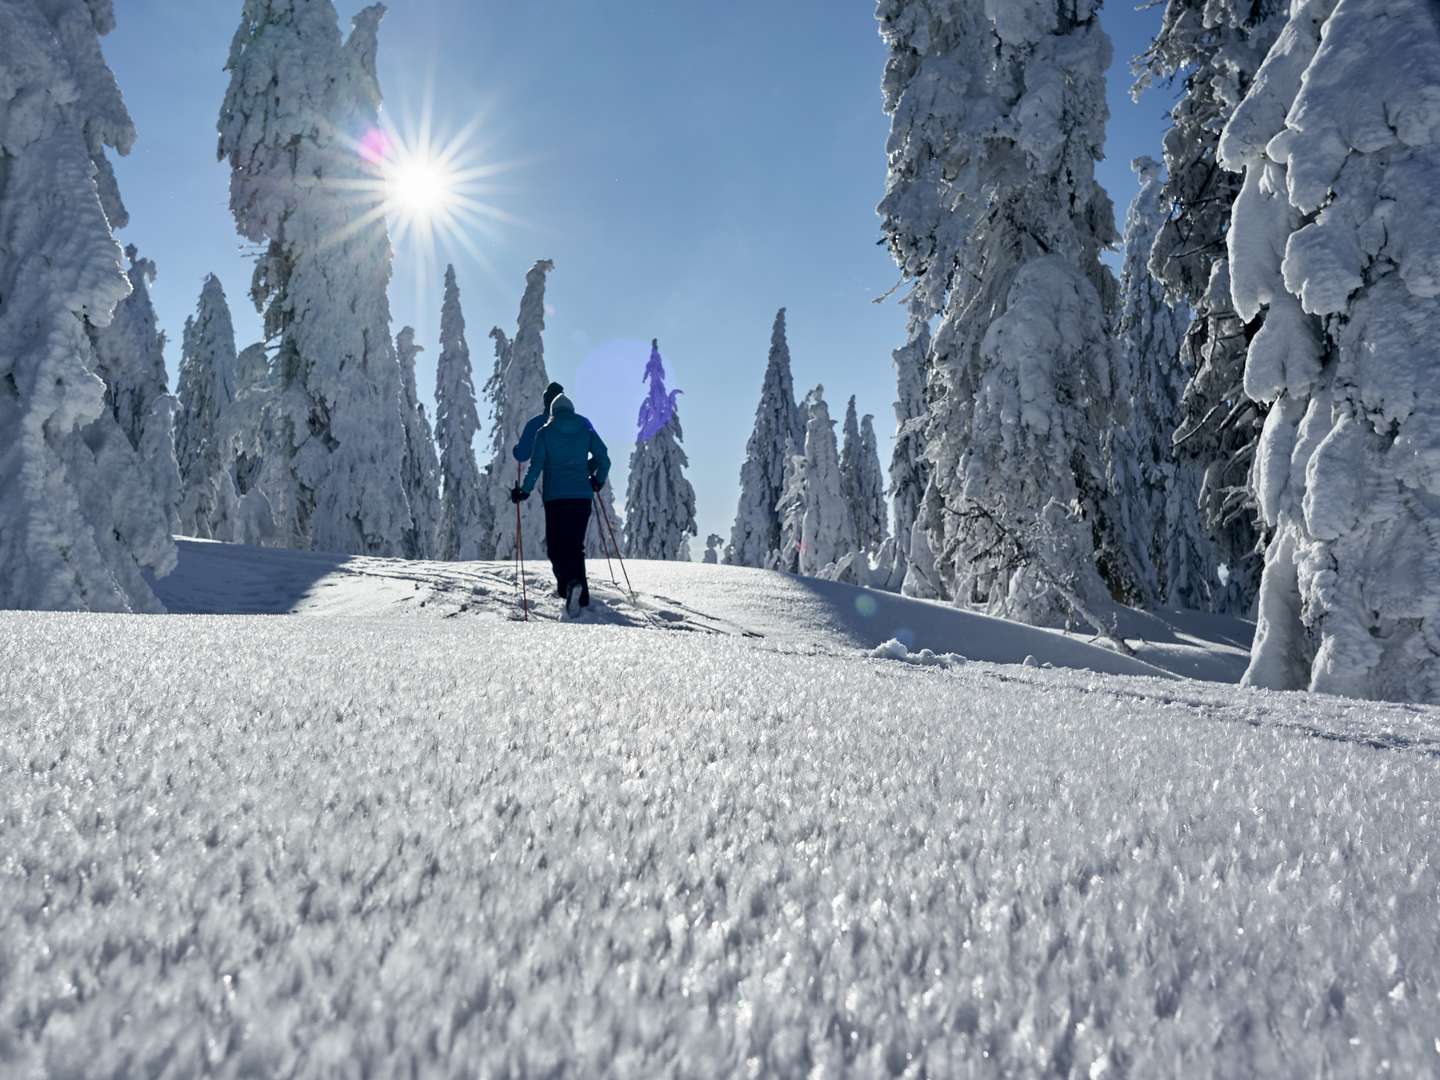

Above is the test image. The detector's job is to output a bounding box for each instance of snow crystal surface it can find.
[3,607,1436,1075]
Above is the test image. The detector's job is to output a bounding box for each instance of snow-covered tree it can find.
[856,414,888,553]
[1108,157,1223,609]
[875,0,986,596]
[840,396,887,554]
[433,268,487,561]
[703,534,722,565]
[838,396,864,548]
[1219,0,1440,702]
[176,275,239,539]
[903,3,1122,624]
[779,387,857,577]
[396,326,441,560]
[89,244,183,533]
[624,340,698,560]
[1139,0,1286,613]
[218,0,411,555]
[223,343,281,547]
[487,260,553,560]
[881,308,933,595]
[0,0,176,612]
[727,308,804,567]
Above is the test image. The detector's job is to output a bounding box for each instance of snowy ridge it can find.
[151,539,1256,683]
[3,601,1436,1074]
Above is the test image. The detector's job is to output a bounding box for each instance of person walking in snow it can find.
[511,393,611,616]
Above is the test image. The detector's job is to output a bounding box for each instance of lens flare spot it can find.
[854,594,879,618]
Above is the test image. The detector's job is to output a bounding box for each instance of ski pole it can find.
[514,462,529,621]
[592,492,617,587]
[595,488,635,602]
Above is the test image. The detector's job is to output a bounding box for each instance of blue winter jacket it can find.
[512,414,548,462]
[520,396,611,502]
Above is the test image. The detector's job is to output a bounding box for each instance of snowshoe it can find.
[565,582,584,618]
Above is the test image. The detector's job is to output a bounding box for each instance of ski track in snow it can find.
[3,544,1438,1074]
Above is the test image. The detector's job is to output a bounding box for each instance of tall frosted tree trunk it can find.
[727,307,803,567]
[89,244,183,535]
[1221,0,1440,702]
[0,0,175,612]
[434,267,487,561]
[1140,0,1286,615]
[218,1,412,556]
[176,274,240,539]
[397,326,442,559]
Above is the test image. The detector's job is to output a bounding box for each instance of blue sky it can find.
[105,2,1175,552]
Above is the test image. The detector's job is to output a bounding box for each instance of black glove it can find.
[510,486,529,504]
[589,476,604,493]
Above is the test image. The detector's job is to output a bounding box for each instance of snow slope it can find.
[153,539,1251,682]
[3,601,1437,1075]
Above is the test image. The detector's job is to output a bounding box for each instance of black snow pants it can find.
[544,498,592,604]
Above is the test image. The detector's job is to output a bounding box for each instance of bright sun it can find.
[387,155,457,221]
[335,99,521,307]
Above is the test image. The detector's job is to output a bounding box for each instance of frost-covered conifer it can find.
[223,343,281,546]
[176,275,239,539]
[1140,0,1285,613]
[908,2,1122,624]
[882,308,932,594]
[432,268,487,561]
[839,396,865,549]
[726,308,804,567]
[1108,158,1223,609]
[840,398,888,555]
[1219,0,1440,702]
[875,1,984,596]
[487,260,553,560]
[218,0,411,555]
[703,534,722,565]
[624,340,698,560]
[779,387,856,577]
[856,414,888,554]
[396,326,441,560]
[0,0,176,611]
[89,244,183,533]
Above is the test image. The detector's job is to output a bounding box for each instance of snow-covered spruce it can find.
[433,268,488,562]
[1108,158,1223,610]
[838,397,865,554]
[875,2,984,597]
[0,0,175,612]
[855,409,888,554]
[396,326,441,560]
[1140,0,1286,614]
[1219,0,1440,702]
[875,0,984,326]
[778,386,857,578]
[623,340,698,560]
[702,533,722,565]
[222,343,281,547]
[218,0,411,555]
[487,260,553,561]
[902,2,1122,624]
[88,244,183,534]
[882,306,932,595]
[726,308,804,568]
[176,275,240,540]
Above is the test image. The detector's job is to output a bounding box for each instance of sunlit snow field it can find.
[3,549,1439,1075]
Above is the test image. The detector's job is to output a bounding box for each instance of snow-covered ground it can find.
[5,542,1438,1075]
